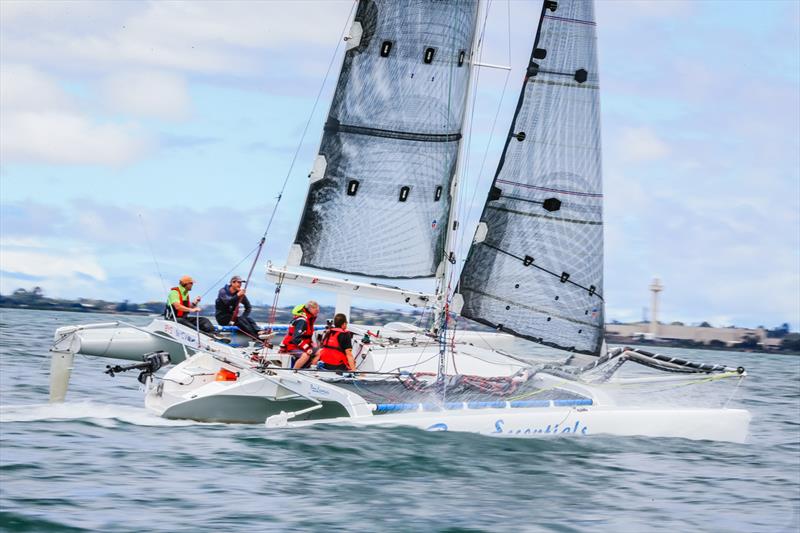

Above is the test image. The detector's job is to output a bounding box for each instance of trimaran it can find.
[49,0,751,442]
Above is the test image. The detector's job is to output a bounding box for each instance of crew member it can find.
[215,275,262,339]
[318,313,356,372]
[280,300,320,369]
[166,276,216,336]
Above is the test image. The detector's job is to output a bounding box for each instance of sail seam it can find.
[496,179,602,198]
[528,78,599,90]
[505,136,602,152]
[324,122,462,143]
[486,205,602,226]
[543,14,596,26]
[300,261,435,281]
[479,242,604,300]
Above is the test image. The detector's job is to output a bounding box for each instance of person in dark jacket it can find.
[215,276,261,339]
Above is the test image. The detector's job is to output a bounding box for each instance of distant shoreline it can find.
[3,302,797,356]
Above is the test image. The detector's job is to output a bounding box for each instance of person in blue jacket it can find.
[215,276,261,339]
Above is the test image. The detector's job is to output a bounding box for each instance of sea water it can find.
[0,308,798,532]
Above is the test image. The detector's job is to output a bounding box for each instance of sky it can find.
[1,0,798,330]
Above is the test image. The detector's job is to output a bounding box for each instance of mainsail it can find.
[456,0,604,355]
[290,0,480,279]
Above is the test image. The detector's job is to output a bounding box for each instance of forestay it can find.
[290,0,479,279]
[457,0,604,355]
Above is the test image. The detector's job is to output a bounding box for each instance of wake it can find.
[0,401,214,427]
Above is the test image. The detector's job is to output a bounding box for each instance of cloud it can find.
[0,64,153,166]
[0,199,297,302]
[0,248,106,281]
[0,64,73,111]
[615,127,671,163]
[0,2,355,167]
[0,1,353,78]
[100,70,190,120]
[1,110,151,166]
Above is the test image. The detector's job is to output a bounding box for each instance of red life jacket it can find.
[319,328,349,367]
[280,308,316,352]
[169,286,190,318]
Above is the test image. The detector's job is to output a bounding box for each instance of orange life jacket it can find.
[319,328,349,367]
[169,286,190,318]
[280,308,316,352]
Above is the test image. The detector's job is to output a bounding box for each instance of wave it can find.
[0,401,210,427]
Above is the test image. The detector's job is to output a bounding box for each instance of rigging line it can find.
[198,242,260,299]
[452,0,490,263]
[138,214,167,296]
[138,213,194,361]
[259,0,356,242]
[724,375,747,408]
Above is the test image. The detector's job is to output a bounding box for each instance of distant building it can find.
[605,322,769,349]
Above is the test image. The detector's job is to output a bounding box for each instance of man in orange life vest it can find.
[279,300,320,369]
[318,313,356,372]
[166,275,216,336]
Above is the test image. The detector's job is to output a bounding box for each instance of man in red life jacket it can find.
[166,275,216,337]
[280,300,320,369]
[318,313,356,372]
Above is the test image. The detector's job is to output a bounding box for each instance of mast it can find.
[435,0,486,392]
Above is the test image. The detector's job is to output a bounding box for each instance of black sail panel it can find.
[458,0,604,355]
[292,0,479,279]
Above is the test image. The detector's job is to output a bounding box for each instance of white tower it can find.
[649,277,663,338]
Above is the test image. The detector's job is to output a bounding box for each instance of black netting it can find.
[294,0,479,278]
[458,0,605,355]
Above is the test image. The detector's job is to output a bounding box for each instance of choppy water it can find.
[1,308,798,532]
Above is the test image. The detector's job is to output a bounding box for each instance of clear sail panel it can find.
[293,0,479,278]
[458,0,604,355]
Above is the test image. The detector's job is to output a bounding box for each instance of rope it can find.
[138,214,168,296]
[199,243,260,299]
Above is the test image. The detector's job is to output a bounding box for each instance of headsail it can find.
[290,0,480,279]
[456,0,604,355]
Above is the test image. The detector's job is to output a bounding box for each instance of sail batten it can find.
[293,0,480,279]
[457,0,604,356]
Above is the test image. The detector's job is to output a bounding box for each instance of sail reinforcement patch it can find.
[542,197,561,211]
[424,47,436,64]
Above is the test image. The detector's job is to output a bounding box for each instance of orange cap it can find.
[179,275,194,284]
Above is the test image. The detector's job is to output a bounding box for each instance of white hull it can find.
[287,405,752,443]
[141,344,751,443]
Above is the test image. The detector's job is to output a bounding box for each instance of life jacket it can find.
[319,328,349,367]
[280,307,316,352]
[168,286,190,318]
